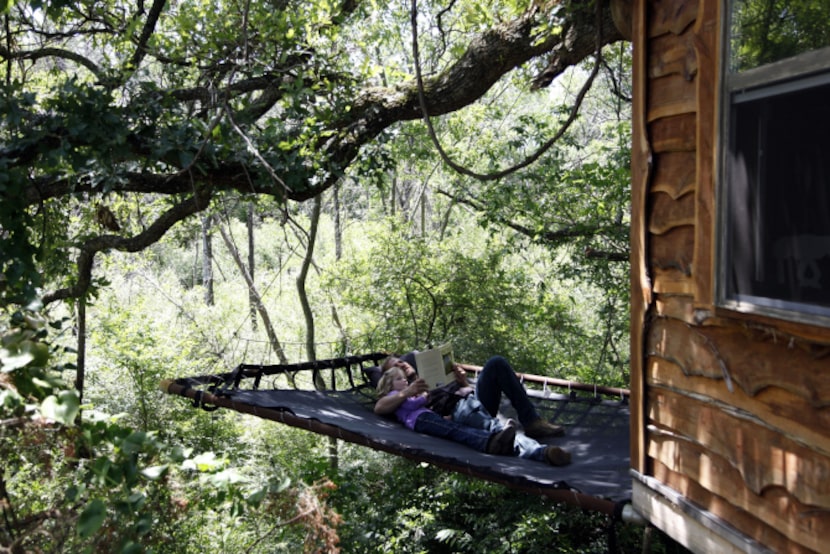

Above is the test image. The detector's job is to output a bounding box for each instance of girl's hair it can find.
[377,367,405,396]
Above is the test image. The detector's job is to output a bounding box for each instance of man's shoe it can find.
[524,418,565,439]
[486,426,516,455]
[544,446,571,466]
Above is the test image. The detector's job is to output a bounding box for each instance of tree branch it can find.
[125,0,167,74]
[438,188,629,252]
[0,45,104,80]
[42,189,213,305]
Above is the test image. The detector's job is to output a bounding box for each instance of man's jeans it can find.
[473,355,541,427]
[452,395,546,461]
[413,411,491,452]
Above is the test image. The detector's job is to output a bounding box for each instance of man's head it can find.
[381,355,416,378]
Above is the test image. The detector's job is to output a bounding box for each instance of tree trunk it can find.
[247,205,257,330]
[296,195,339,468]
[75,297,86,420]
[333,183,342,261]
[331,183,348,355]
[201,215,214,306]
[218,225,288,364]
[297,196,322,367]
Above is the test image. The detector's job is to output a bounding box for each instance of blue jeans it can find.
[452,395,547,461]
[474,356,541,427]
[413,411,491,452]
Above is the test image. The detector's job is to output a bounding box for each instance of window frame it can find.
[716,0,830,327]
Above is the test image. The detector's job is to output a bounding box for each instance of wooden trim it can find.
[692,0,720,307]
[629,0,651,475]
[713,306,830,346]
[632,473,775,554]
[647,358,830,457]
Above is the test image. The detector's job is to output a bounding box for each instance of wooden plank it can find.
[650,439,830,553]
[652,151,697,199]
[649,226,695,274]
[655,294,697,324]
[647,73,697,122]
[651,462,820,554]
[648,0,698,38]
[647,317,830,406]
[692,0,719,307]
[650,113,696,152]
[713,307,830,347]
[648,357,830,456]
[649,190,695,234]
[632,479,762,554]
[629,0,651,475]
[647,388,830,507]
[653,267,696,294]
[649,30,699,79]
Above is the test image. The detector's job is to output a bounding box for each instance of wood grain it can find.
[648,357,830,454]
[652,458,825,553]
[649,226,695,274]
[647,317,830,406]
[648,388,830,508]
[649,190,695,234]
[648,73,697,121]
[649,113,696,152]
[648,0,698,38]
[651,151,697,198]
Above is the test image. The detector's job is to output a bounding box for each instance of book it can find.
[415,343,455,389]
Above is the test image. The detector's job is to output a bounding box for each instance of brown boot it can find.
[544,446,571,466]
[524,418,565,439]
[486,426,516,455]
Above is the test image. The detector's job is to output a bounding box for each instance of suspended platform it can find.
[161,353,632,517]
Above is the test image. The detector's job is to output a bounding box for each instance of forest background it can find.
[1,0,683,552]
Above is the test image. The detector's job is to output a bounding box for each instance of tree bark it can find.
[247,205,257,330]
[201,215,215,306]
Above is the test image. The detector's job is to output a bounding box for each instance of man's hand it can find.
[452,364,469,386]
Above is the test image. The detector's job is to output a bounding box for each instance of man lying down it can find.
[369,353,571,466]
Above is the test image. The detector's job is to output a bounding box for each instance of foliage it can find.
[729,0,830,71]
[1,0,624,309]
[330,448,681,554]
[0,307,346,553]
[327,220,625,383]
[1,0,640,551]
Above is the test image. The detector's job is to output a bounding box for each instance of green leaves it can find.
[40,390,81,425]
[77,499,107,538]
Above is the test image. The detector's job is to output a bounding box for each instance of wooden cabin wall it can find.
[630,0,830,551]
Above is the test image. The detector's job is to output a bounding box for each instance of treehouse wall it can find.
[629,0,830,552]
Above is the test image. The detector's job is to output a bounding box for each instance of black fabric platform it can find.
[162,354,631,514]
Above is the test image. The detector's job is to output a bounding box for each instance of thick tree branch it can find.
[42,189,213,305]
[14,0,626,228]
[125,0,167,74]
[0,45,104,80]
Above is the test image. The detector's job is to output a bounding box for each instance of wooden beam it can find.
[632,474,774,554]
[629,0,652,475]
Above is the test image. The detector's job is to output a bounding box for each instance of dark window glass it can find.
[725,78,830,316]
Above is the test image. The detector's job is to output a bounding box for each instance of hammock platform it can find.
[161,353,632,517]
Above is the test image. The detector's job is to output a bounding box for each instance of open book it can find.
[415,343,455,389]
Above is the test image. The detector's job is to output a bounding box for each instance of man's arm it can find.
[374,378,429,415]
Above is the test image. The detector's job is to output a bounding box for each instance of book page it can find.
[415,343,454,389]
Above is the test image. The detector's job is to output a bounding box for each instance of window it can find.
[718,0,830,324]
